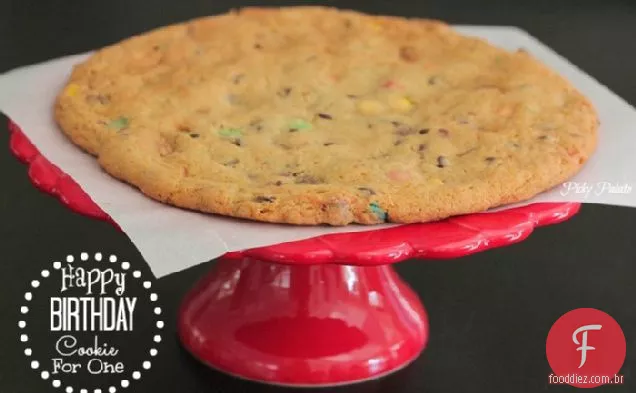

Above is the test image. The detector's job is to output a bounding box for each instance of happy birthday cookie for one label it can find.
[54,6,598,225]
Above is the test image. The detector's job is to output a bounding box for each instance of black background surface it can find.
[1,1,635,392]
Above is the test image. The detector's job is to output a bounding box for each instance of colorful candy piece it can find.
[369,202,387,221]
[218,128,242,137]
[108,116,130,131]
[369,21,383,31]
[65,83,80,97]
[388,95,414,113]
[288,119,312,132]
[357,100,385,115]
[383,80,398,88]
[387,169,411,182]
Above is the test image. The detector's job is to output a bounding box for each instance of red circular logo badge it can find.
[546,308,626,388]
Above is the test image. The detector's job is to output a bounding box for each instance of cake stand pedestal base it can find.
[178,257,428,387]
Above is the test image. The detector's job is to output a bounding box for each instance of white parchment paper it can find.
[1,26,635,277]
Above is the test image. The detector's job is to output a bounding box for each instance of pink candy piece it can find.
[387,169,411,182]
[382,80,400,89]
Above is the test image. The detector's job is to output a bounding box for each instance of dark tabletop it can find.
[1,0,636,392]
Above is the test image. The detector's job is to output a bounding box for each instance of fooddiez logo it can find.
[560,182,632,198]
[18,253,163,392]
[546,308,626,388]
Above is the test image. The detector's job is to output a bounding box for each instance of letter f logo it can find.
[573,324,602,368]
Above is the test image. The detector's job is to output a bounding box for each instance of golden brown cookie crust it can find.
[54,6,598,225]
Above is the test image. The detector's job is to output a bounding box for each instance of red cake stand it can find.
[8,120,581,387]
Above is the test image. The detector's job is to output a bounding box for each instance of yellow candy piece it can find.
[357,100,385,116]
[388,95,414,113]
[65,83,80,97]
[369,21,383,31]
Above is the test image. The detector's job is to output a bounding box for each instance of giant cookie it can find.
[55,6,598,225]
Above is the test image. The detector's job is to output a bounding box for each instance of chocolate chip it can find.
[249,118,263,131]
[277,143,292,150]
[458,147,477,157]
[295,175,323,184]
[254,196,276,203]
[358,187,376,196]
[189,133,200,138]
[485,156,497,163]
[226,92,239,104]
[97,94,111,104]
[438,128,450,137]
[323,142,335,146]
[318,113,333,120]
[230,138,242,146]
[254,43,263,50]
[279,171,303,177]
[232,74,245,85]
[87,94,110,105]
[399,46,418,62]
[274,181,283,186]
[278,87,292,97]
[418,143,427,152]
[418,128,429,135]
[395,126,415,136]
[289,128,299,133]
[177,124,192,133]
[538,135,548,140]
[437,156,449,168]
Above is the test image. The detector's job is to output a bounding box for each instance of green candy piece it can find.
[288,119,312,131]
[369,202,387,221]
[218,128,242,137]
[108,116,129,131]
